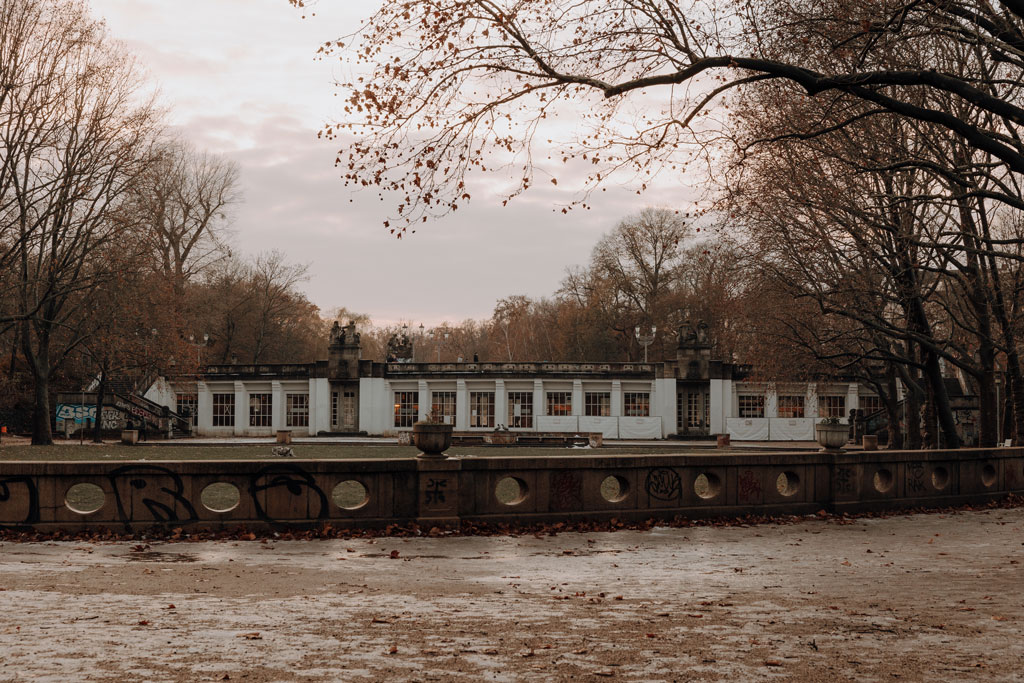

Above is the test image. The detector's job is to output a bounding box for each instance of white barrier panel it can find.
[618,416,662,439]
[769,418,815,441]
[535,416,579,432]
[726,417,769,441]
[579,416,618,439]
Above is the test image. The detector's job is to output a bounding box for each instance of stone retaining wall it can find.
[1,448,1022,531]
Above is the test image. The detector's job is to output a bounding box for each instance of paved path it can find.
[1,509,1021,681]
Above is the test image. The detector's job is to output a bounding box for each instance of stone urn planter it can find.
[412,421,454,459]
[815,421,849,451]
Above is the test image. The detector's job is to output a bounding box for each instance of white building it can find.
[149,321,874,441]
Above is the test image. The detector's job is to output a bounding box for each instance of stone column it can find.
[807,383,819,418]
[271,381,283,432]
[494,379,507,428]
[309,377,329,436]
[532,380,544,430]
[766,383,778,418]
[572,379,583,417]
[846,382,859,418]
[196,381,211,435]
[611,380,622,417]
[709,378,731,435]
[233,381,246,436]
[455,379,468,430]
[418,380,430,422]
[654,378,676,436]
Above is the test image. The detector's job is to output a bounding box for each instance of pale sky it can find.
[90,0,698,326]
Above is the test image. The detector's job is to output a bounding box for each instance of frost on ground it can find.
[0,509,1022,682]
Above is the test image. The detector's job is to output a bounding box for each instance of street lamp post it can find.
[428,328,450,362]
[635,325,657,363]
[189,333,210,367]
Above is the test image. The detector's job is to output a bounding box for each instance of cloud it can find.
[90,0,705,326]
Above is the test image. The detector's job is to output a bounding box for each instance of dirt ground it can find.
[0,509,1022,682]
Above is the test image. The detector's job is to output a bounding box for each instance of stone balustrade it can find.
[0,448,1022,531]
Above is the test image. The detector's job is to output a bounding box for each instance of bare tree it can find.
[301,0,1024,232]
[133,140,239,294]
[0,0,161,444]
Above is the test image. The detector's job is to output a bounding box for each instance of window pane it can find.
[624,392,650,417]
[393,391,419,427]
[818,395,846,418]
[175,393,198,426]
[469,391,495,428]
[687,393,704,427]
[212,393,235,427]
[738,394,765,418]
[546,391,572,416]
[507,391,533,428]
[286,393,309,427]
[585,392,611,417]
[249,393,272,427]
[777,395,804,419]
[430,391,457,425]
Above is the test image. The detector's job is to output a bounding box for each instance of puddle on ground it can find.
[357,553,489,560]
[124,551,198,563]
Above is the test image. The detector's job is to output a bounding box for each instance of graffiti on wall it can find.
[0,476,40,526]
[56,405,126,430]
[108,465,198,526]
[645,467,682,501]
[249,464,329,522]
[550,470,582,511]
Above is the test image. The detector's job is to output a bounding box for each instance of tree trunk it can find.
[884,366,903,449]
[31,371,53,445]
[905,293,961,448]
[974,364,997,448]
[904,370,923,450]
[922,349,960,448]
[93,364,106,443]
[923,391,938,449]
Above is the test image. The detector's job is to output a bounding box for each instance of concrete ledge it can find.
[0,448,1022,531]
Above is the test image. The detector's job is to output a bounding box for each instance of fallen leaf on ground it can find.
[237,632,262,640]
[765,660,783,667]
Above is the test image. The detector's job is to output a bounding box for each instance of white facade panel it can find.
[536,416,579,432]
[618,416,662,439]
[768,417,815,441]
[726,417,770,441]
[579,416,618,439]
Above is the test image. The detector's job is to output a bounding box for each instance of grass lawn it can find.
[0,443,699,462]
